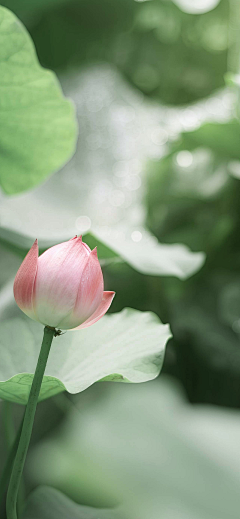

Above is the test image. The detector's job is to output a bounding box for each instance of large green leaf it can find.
[29,378,240,519]
[23,487,122,519]
[0,309,171,405]
[0,7,77,194]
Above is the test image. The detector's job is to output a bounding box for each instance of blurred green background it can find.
[1,0,240,517]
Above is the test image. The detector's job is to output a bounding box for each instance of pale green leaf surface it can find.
[23,486,122,519]
[0,7,77,194]
[0,309,171,404]
[29,379,240,519]
[91,226,205,279]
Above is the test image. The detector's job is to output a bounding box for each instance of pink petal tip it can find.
[73,291,115,330]
[13,240,39,314]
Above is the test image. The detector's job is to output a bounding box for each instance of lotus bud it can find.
[13,236,115,330]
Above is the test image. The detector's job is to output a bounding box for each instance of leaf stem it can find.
[6,326,55,519]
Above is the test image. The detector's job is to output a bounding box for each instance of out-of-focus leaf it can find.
[0,309,171,404]
[173,0,220,14]
[0,7,77,194]
[1,0,68,17]
[19,0,228,105]
[181,121,240,160]
[90,227,205,279]
[28,378,240,519]
[228,161,240,179]
[23,486,122,519]
[120,0,228,104]
[145,109,240,406]
[219,282,240,329]
[146,146,234,252]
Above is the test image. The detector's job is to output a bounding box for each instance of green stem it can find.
[6,326,55,519]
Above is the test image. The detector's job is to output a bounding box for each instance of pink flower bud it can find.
[13,236,115,330]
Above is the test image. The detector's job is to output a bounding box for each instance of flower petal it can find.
[75,247,103,316]
[73,291,115,330]
[59,247,103,329]
[34,237,89,328]
[13,239,38,320]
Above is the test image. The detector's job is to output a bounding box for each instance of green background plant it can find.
[1,0,240,517]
